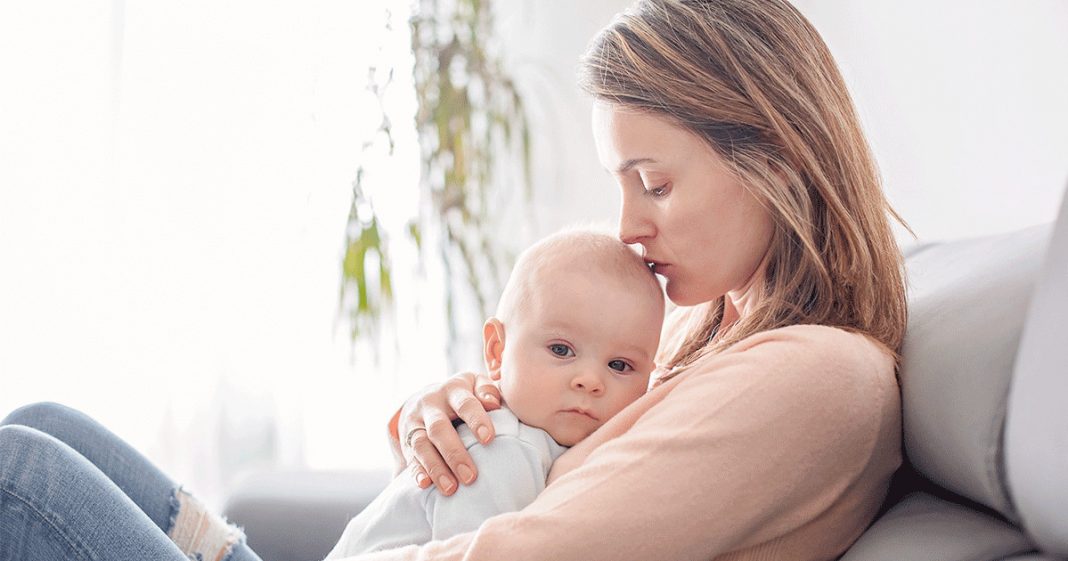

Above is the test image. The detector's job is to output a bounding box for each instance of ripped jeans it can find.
[0,402,262,561]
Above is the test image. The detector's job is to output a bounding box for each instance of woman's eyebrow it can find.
[616,157,658,174]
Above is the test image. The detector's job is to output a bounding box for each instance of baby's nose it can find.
[571,372,605,395]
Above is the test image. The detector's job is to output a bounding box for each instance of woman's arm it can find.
[345,326,902,561]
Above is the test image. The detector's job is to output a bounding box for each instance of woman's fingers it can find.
[473,372,503,411]
[397,371,489,493]
[421,410,476,492]
[408,459,431,489]
[397,389,442,477]
[447,385,496,446]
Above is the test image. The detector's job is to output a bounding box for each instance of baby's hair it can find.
[496,225,665,325]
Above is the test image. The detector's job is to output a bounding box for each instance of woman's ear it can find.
[482,317,505,381]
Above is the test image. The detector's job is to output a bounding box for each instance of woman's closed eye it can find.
[644,183,670,198]
[548,343,575,358]
[607,359,634,373]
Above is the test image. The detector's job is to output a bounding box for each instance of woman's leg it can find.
[0,423,189,561]
[1,402,181,532]
[1,402,262,561]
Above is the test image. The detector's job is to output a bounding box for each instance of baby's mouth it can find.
[561,407,599,422]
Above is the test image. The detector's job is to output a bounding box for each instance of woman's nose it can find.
[571,370,605,396]
[617,191,654,245]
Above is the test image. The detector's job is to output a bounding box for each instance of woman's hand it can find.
[398,371,502,496]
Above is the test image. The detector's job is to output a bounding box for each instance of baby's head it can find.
[482,228,665,446]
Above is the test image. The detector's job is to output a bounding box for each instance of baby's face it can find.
[494,266,662,446]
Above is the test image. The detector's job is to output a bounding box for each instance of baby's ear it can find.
[482,317,505,380]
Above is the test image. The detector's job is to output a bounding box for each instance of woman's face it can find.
[592,102,776,306]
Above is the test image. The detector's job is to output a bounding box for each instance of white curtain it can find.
[0,0,450,511]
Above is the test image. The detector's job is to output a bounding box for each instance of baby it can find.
[325,228,665,557]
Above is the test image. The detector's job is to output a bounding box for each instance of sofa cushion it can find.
[900,223,1051,520]
[223,469,392,561]
[839,492,1033,561]
[1005,190,1068,556]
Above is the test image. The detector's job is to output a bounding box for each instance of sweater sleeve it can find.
[335,325,900,561]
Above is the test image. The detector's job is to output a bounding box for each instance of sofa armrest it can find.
[223,469,392,561]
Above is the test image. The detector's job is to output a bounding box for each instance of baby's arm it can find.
[425,435,547,540]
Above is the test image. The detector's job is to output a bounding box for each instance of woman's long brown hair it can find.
[580,0,912,376]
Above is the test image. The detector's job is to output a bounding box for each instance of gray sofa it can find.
[225,189,1068,561]
[840,187,1068,561]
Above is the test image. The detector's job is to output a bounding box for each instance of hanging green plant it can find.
[338,46,398,344]
[339,0,533,362]
[340,169,392,342]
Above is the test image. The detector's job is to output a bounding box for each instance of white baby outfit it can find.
[324,407,567,558]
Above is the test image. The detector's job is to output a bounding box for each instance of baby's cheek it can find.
[500,382,547,428]
[498,374,532,412]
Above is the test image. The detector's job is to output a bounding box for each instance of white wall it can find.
[496,0,630,240]
[795,0,1068,242]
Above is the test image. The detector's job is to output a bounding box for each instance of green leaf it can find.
[341,0,534,368]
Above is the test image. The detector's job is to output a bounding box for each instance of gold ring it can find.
[405,427,427,448]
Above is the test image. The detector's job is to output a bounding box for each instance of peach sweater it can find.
[341,324,901,561]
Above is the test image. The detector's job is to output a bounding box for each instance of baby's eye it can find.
[548,344,574,358]
[608,359,633,372]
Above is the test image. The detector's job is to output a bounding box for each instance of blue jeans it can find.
[0,402,263,561]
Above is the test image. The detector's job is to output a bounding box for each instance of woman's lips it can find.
[647,261,671,275]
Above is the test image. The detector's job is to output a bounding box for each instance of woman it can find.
[387,0,907,559]
[0,1,907,560]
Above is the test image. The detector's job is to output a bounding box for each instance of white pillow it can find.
[901,223,1051,521]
